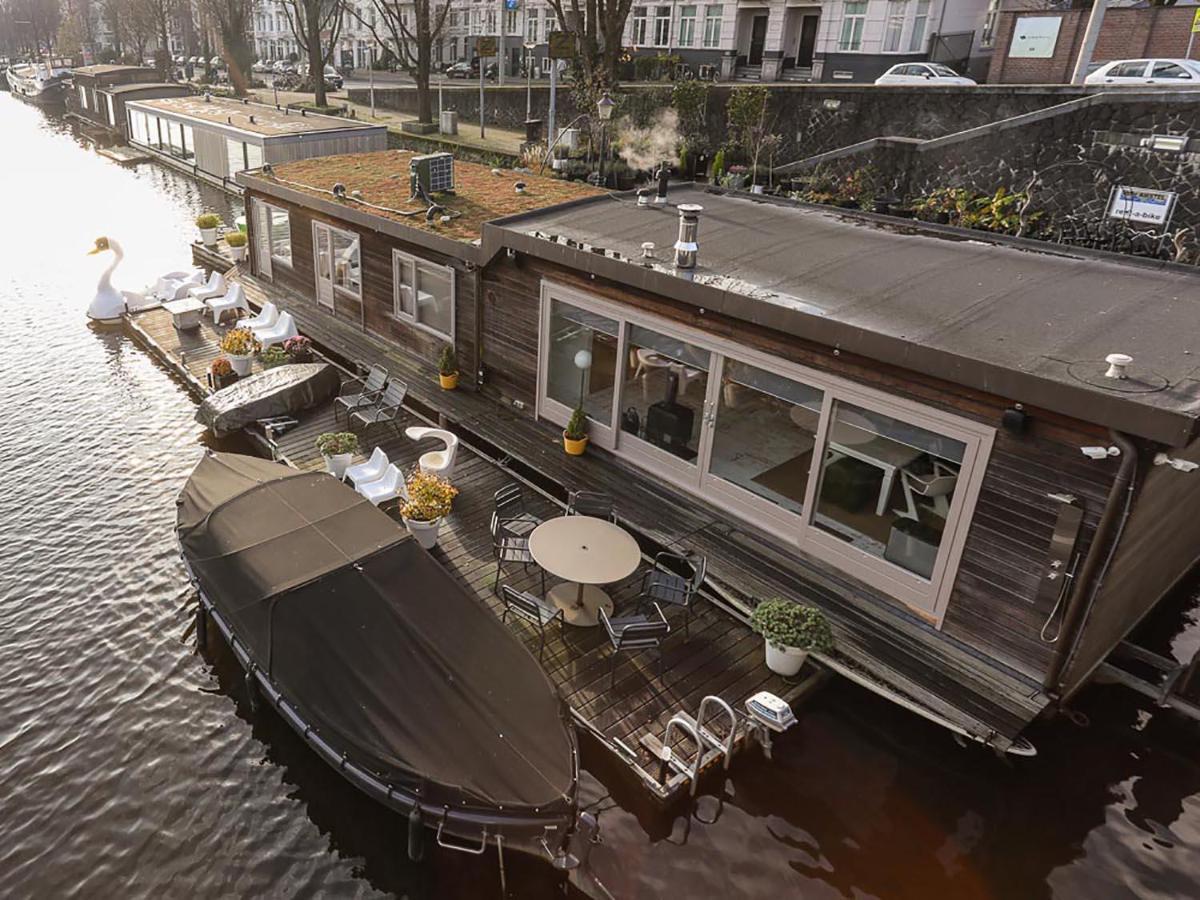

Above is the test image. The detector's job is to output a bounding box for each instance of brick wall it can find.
[989,7,1198,84]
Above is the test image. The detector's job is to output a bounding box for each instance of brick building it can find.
[988,2,1200,84]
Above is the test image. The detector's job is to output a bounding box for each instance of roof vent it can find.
[636,188,650,207]
[655,163,669,204]
[248,114,255,124]
[1104,353,1132,379]
[204,92,212,102]
[226,116,232,124]
[641,242,656,265]
[332,182,347,199]
[301,108,307,116]
[674,204,702,269]
[514,181,526,194]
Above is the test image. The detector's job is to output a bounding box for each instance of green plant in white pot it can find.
[750,599,833,677]
[196,212,221,247]
[315,431,359,480]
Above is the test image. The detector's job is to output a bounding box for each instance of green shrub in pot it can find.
[751,599,833,676]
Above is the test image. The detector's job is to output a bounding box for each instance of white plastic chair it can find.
[167,271,205,300]
[205,282,249,324]
[404,426,459,480]
[345,447,388,487]
[236,301,278,331]
[356,463,407,507]
[186,271,226,302]
[151,268,201,300]
[254,311,298,348]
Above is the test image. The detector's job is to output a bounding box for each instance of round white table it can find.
[528,516,641,626]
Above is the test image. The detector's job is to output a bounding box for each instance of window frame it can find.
[391,248,456,343]
[632,6,648,45]
[839,0,867,52]
[702,4,722,48]
[260,200,293,269]
[652,5,671,47]
[678,5,696,47]
[536,279,994,624]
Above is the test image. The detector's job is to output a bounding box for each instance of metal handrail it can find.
[436,808,490,855]
[696,695,737,772]
[663,715,704,797]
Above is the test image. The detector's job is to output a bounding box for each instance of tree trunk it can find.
[307,1,325,106]
[415,34,432,123]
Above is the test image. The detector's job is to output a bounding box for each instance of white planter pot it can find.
[404,516,442,549]
[764,639,808,677]
[228,353,253,376]
[229,245,246,261]
[200,227,218,247]
[324,453,353,479]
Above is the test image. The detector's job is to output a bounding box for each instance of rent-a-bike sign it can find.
[1106,186,1178,227]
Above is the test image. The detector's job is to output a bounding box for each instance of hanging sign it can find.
[1106,185,1177,227]
[1009,16,1062,59]
[1193,8,1200,34]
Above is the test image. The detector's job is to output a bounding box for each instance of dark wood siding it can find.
[247,189,477,386]
[480,255,1118,680]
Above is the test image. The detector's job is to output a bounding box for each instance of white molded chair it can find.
[254,311,298,348]
[186,271,226,302]
[345,447,388,487]
[404,426,459,480]
[236,301,278,331]
[894,462,958,522]
[205,282,249,324]
[356,463,407,507]
[167,271,206,300]
[151,268,201,300]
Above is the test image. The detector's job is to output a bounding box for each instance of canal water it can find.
[1,92,1198,899]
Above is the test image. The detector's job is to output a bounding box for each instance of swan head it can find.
[88,236,111,256]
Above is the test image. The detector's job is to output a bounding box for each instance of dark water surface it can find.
[1,93,1199,899]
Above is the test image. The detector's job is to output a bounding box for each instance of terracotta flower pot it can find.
[439,372,459,390]
[563,433,588,456]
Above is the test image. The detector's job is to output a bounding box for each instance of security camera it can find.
[1080,446,1121,460]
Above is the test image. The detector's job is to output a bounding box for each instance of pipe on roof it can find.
[1043,429,1139,695]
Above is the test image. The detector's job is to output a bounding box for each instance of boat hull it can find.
[5,69,69,105]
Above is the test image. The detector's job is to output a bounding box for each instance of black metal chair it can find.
[348,379,408,437]
[490,483,542,539]
[492,518,545,596]
[599,602,670,688]
[499,584,564,662]
[637,551,707,641]
[334,364,388,423]
[566,489,616,522]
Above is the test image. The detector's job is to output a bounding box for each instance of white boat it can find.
[5,57,72,105]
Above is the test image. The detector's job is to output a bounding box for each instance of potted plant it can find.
[209,357,238,391]
[315,431,359,479]
[563,406,588,456]
[260,344,290,368]
[400,470,458,549]
[196,213,221,247]
[438,343,459,390]
[750,598,834,677]
[219,326,260,376]
[283,335,314,363]
[224,229,248,261]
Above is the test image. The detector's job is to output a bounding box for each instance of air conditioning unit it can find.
[410,152,454,195]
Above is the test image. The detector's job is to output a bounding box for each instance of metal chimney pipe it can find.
[674,204,702,269]
[655,163,669,204]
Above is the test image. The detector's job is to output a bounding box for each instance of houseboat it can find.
[66,65,176,139]
[125,95,387,193]
[233,152,1200,753]
[5,56,73,104]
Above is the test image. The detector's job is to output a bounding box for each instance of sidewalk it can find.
[248,87,527,158]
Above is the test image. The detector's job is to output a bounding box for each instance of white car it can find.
[875,63,976,86]
[1085,58,1200,86]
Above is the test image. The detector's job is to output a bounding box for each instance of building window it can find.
[331,229,361,298]
[653,5,671,46]
[537,281,993,621]
[677,5,696,47]
[632,7,648,45]
[527,11,538,42]
[907,0,930,53]
[393,250,455,341]
[267,203,292,264]
[703,5,722,48]
[839,0,867,52]
[980,0,1000,49]
[882,0,906,53]
[78,84,89,109]
[505,8,518,34]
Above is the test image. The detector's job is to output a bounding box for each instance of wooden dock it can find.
[125,302,823,802]
[97,144,150,165]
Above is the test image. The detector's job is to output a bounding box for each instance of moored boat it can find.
[6,57,72,105]
[177,452,594,868]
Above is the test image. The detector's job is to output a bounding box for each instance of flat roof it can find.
[72,64,153,76]
[489,185,1200,446]
[129,96,379,137]
[103,82,187,95]
[256,150,602,243]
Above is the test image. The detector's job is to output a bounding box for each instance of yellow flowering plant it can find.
[219,326,261,357]
[400,471,458,522]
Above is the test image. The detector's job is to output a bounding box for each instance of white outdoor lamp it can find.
[574,348,592,407]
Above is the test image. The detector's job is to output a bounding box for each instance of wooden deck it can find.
[126,303,822,801]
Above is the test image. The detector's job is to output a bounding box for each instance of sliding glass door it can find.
[542,298,622,447]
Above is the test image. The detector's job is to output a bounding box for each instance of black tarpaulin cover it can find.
[178,452,576,814]
[195,363,341,436]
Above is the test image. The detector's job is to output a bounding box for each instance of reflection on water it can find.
[0,94,1198,899]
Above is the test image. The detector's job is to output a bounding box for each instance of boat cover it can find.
[177,452,576,815]
[195,363,340,437]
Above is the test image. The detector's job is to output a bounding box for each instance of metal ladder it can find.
[642,694,739,797]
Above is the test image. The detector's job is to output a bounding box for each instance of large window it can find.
[226,138,264,178]
[652,5,671,46]
[393,249,455,341]
[678,5,696,47]
[632,6,648,45]
[537,282,994,622]
[882,0,906,53]
[703,5,722,48]
[839,0,867,52]
[907,0,930,52]
[264,202,291,265]
[331,228,361,297]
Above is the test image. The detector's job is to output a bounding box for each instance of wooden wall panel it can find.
[479,255,1117,679]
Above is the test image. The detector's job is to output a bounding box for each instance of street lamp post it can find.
[524,40,536,121]
[596,92,615,188]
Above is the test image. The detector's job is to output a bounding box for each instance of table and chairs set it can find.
[493,487,708,686]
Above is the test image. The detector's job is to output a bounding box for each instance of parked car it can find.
[272,60,297,75]
[1085,58,1200,86]
[875,63,976,86]
[323,64,343,90]
[252,60,270,73]
[445,60,472,79]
